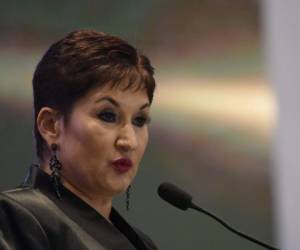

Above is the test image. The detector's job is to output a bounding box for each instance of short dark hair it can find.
[32,30,156,161]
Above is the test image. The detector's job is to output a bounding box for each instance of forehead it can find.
[77,83,149,108]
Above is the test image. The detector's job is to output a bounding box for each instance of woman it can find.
[0,30,157,250]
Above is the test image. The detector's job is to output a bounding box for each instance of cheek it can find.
[137,130,149,157]
[61,120,111,163]
[75,123,111,156]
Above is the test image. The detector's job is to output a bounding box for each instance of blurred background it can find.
[0,1,278,249]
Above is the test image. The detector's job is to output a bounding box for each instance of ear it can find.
[36,107,62,148]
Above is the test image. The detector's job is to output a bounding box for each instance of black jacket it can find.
[0,165,157,250]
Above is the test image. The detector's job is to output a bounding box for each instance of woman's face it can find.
[57,84,151,198]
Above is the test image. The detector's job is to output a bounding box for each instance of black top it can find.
[0,165,157,250]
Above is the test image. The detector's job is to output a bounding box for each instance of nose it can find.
[115,124,138,152]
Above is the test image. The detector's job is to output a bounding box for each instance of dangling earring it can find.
[49,143,62,200]
[126,184,131,211]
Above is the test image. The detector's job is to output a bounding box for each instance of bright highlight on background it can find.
[156,76,276,135]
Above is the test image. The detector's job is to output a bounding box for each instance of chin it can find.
[114,182,130,194]
[98,170,135,196]
[104,180,131,196]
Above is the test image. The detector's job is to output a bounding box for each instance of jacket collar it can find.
[22,164,41,187]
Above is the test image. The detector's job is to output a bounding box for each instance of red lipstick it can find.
[112,158,133,173]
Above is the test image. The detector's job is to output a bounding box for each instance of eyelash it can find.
[97,111,151,127]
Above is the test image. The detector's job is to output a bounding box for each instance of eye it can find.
[133,116,151,127]
[98,111,117,123]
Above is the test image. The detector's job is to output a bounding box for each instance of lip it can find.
[112,158,133,173]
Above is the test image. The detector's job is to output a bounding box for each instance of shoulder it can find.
[0,187,48,229]
[2,187,45,214]
[133,226,158,250]
[1,187,62,228]
[0,189,50,249]
[1,188,109,250]
[0,187,41,217]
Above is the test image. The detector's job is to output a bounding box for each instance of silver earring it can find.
[49,143,62,200]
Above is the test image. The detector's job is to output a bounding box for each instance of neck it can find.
[62,179,113,221]
[40,163,113,221]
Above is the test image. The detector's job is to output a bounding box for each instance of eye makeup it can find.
[97,109,151,127]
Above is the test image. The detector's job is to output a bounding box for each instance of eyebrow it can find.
[95,96,150,110]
